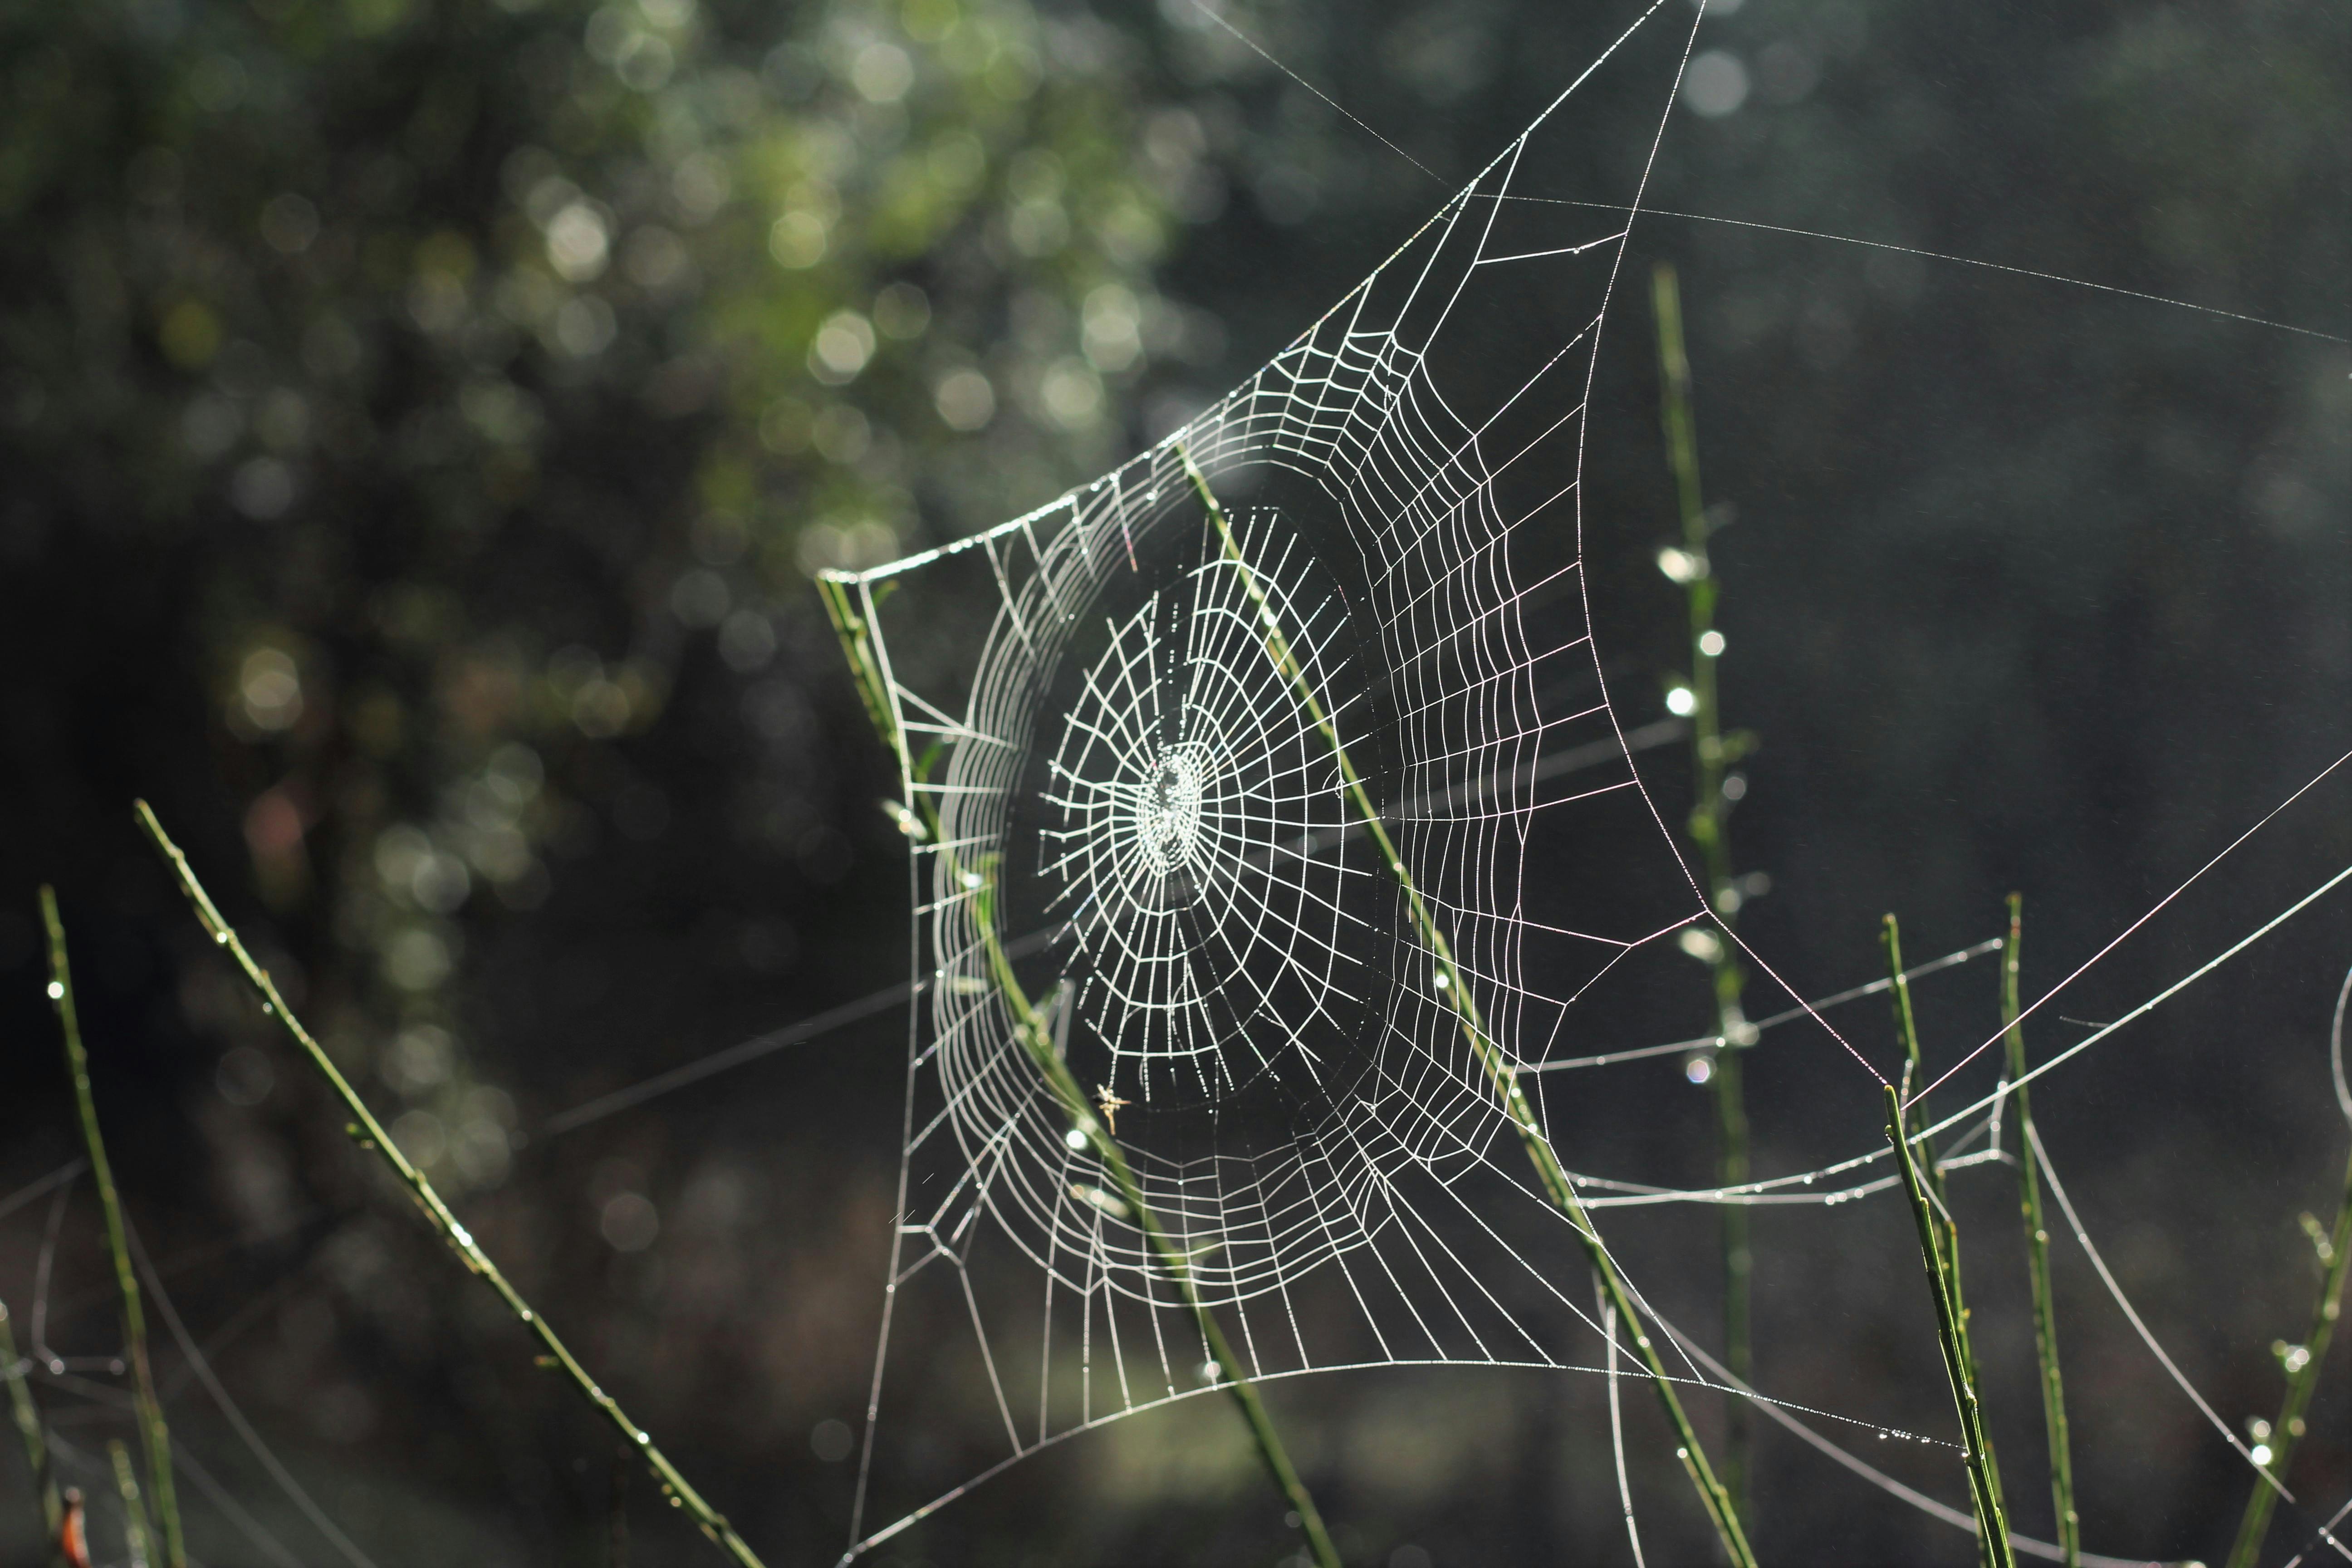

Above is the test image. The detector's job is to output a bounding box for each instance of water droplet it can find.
[44,981,62,1000]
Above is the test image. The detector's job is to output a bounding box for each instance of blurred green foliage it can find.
[0,0,1215,1184]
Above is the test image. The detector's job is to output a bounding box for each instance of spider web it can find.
[820,2,2351,1560]
[828,8,1748,1552]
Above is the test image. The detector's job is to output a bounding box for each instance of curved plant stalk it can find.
[131,805,766,1568]
[42,887,182,1568]
[970,872,1340,1568]
[1,1295,64,1549]
[1884,912,2006,1566]
[1886,1084,2016,1568]
[1180,447,1758,1568]
[817,580,1342,1568]
[1999,898,2078,1565]
[1652,260,1758,1529]
[2223,1081,2352,1565]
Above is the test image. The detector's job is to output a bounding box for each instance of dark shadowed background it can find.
[1,0,2345,1563]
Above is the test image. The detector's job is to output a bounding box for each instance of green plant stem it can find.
[815,580,1342,1568]
[1886,1083,2016,1568]
[1653,260,1755,1529]
[970,875,1341,1568]
[130,805,766,1568]
[108,1438,153,1568]
[1883,912,2006,1566]
[2224,1138,2352,1568]
[0,1296,63,1548]
[815,576,907,774]
[42,887,183,1568]
[1180,448,1758,1568]
[2000,897,2078,1566]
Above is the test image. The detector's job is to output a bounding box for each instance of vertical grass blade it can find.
[42,887,185,1568]
[2223,965,2352,1568]
[1886,1083,2017,1568]
[129,807,768,1568]
[1652,259,1757,1530]
[818,579,1342,1568]
[2001,898,2079,1565]
[1885,914,2008,1567]
[1179,448,1757,1568]
[0,1296,63,1544]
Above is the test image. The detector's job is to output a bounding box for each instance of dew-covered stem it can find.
[2001,898,2078,1566]
[1180,447,1757,1568]
[970,873,1341,1568]
[1887,1083,2016,1568]
[1653,260,1757,1529]
[130,806,766,1568]
[42,887,182,1568]
[1886,914,2007,1566]
[2223,1132,2352,1568]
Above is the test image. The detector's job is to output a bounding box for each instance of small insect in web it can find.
[1095,1083,1130,1135]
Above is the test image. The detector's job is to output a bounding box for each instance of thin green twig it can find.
[108,1438,154,1568]
[816,576,907,776]
[1652,260,1757,1530]
[972,872,1340,1568]
[42,887,183,1568]
[130,804,766,1568]
[0,1295,63,1549]
[2223,966,2352,1568]
[1884,911,2006,1565]
[817,578,1342,1568]
[1886,1083,2016,1568]
[1180,447,1758,1568]
[2000,897,2078,1566]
